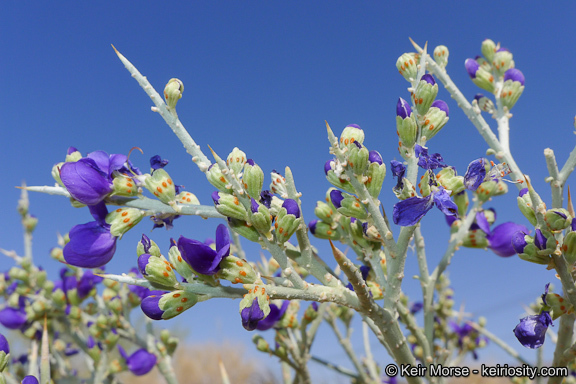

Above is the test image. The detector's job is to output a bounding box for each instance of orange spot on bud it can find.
[181,298,188,303]
[177,255,182,262]
[163,271,169,277]
[235,277,243,283]
[176,307,183,312]
[239,271,247,277]
[173,293,181,298]
[116,208,122,213]
[122,211,128,216]
[157,186,163,193]
[123,218,130,223]
[236,260,244,267]
[168,179,173,185]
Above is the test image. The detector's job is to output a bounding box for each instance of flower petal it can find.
[60,159,112,205]
[487,222,529,257]
[63,221,117,268]
[392,195,434,226]
[177,236,221,275]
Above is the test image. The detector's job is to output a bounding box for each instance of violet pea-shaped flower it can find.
[63,202,117,268]
[59,158,113,206]
[514,311,553,349]
[486,222,529,257]
[255,301,290,331]
[241,298,266,331]
[177,224,231,275]
[118,345,157,376]
[393,187,457,227]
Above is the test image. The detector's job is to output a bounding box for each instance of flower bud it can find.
[500,68,525,110]
[462,229,489,249]
[465,59,495,93]
[481,39,496,63]
[414,74,438,115]
[243,160,264,199]
[325,165,355,194]
[52,162,65,187]
[367,281,384,300]
[277,300,299,329]
[270,170,288,197]
[365,155,386,198]
[492,48,514,76]
[137,234,161,257]
[396,52,419,82]
[176,191,200,206]
[517,188,537,226]
[418,171,431,197]
[314,200,337,224]
[105,208,144,238]
[274,199,301,244]
[544,209,572,232]
[111,176,139,197]
[212,191,248,221]
[144,169,177,208]
[217,255,257,284]
[164,78,183,110]
[141,290,198,320]
[65,146,82,162]
[226,147,247,176]
[239,285,271,331]
[252,334,270,352]
[249,199,273,238]
[168,241,195,281]
[420,100,449,142]
[473,94,495,113]
[23,215,38,234]
[396,98,418,149]
[475,180,508,202]
[330,190,367,220]
[206,163,233,193]
[137,253,178,289]
[339,124,365,148]
[433,45,449,69]
[347,143,369,176]
[308,220,340,240]
[227,217,261,242]
[436,167,465,195]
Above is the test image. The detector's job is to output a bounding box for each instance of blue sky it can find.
[2,1,576,380]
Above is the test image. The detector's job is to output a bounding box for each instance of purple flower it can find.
[464,158,487,191]
[59,150,138,206]
[369,150,383,165]
[282,199,301,218]
[0,307,27,330]
[256,301,290,331]
[504,68,525,86]
[140,294,165,320]
[330,190,345,209]
[465,59,480,78]
[59,158,113,205]
[150,155,169,171]
[514,311,553,349]
[391,160,406,190]
[308,220,318,235]
[409,302,423,314]
[415,145,447,170]
[77,270,103,298]
[396,97,412,119]
[431,100,449,116]
[486,222,529,257]
[511,231,529,254]
[260,190,273,208]
[241,298,266,331]
[177,224,231,275]
[421,74,436,85]
[21,376,39,384]
[0,333,9,354]
[63,202,117,268]
[324,159,334,175]
[118,345,157,376]
[393,187,457,227]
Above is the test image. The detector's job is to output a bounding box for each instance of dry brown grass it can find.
[121,341,277,384]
